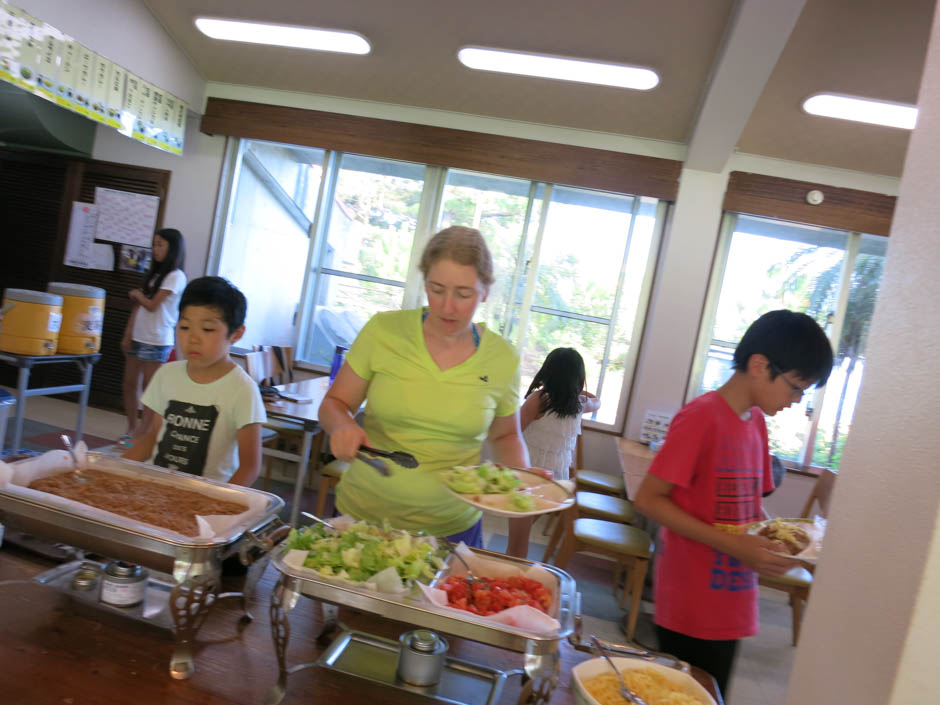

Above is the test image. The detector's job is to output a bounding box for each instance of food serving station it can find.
[0,452,723,705]
[266,544,578,705]
[0,450,288,680]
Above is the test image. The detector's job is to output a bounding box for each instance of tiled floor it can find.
[3,390,797,705]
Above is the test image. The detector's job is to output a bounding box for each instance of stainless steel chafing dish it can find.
[266,545,578,705]
[0,451,288,679]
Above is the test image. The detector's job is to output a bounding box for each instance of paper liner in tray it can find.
[417,542,561,635]
[0,445,269,543]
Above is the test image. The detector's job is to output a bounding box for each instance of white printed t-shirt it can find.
[141,361,267,483]
[132,269,187,346]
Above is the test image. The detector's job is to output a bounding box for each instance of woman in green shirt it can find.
[318,226,530,550]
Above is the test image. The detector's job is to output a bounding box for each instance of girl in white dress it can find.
[520,348,600,481]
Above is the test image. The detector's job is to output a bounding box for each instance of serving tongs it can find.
[356,445,418,476]
[360,445,418,468]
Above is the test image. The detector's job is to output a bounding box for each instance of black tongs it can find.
[359,445,419,469]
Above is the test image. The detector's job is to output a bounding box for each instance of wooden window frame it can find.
[200,98,681,201]
[723,171,896,236]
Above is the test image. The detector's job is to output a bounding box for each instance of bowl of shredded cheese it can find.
[572,657,716,705]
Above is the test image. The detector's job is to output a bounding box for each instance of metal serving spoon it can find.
[60,434,86,484]
[437,537,485,588]
[301,511,339,531]
[591,635,650,705]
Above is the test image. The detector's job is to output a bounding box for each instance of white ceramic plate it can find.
[572,656,717,705]
[748,517,823,563]
[443,466,574,518]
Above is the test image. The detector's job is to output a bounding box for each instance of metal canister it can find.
[70,563,101,591]
[100,561,148,607]
[396,629,448,686]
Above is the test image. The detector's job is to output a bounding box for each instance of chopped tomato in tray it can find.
[439,575,552,616]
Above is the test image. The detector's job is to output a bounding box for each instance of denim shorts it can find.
[445,518,483,548]
[129,341,174,362]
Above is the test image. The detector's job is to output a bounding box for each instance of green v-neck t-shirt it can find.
[335,308,521,536]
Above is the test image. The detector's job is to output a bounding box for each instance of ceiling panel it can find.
[146,0,734,142]
[737,0,935,176]
[145,0,935,177]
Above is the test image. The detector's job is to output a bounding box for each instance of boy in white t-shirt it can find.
[123,277,266,486]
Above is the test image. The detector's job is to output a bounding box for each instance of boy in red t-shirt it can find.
[635,309,833,697]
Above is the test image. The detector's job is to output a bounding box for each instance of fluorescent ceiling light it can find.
[194,17,370,55]
[457,46,659,90]
[802,94,917,130]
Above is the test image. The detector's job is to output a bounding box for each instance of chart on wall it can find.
[0,1,186,155]
[94,187,160,247]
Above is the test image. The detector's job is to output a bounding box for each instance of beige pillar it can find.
[786,2,940,702]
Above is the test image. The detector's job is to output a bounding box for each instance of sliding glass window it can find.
[688,213,887,469]
[210,138,666,432]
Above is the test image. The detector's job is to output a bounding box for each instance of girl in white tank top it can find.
[520,348,600,480]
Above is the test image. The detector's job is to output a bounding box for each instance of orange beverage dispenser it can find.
[47,283,106,354]
[0,289,63,355]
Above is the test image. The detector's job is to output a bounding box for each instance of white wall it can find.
[16,0,204,109]
[91,115,226,278]
[785,4,940,702]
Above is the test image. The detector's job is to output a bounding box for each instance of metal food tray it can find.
[0,452,289,680]
[271,545,576,655]
[0,452,285,575]
[318,629,508,705]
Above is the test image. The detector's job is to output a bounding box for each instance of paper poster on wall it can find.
[94,187,159,247]
[0,1,187,155]
[88,242,115,271]
[63,201,98,268]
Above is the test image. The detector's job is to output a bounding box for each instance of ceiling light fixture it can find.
[802,93,917,130]
[194,17,370,55]
[457,46,659,90]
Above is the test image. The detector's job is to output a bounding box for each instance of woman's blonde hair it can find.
[418,226,494,286]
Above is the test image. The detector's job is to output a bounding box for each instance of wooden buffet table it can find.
[616,438,657,500]
[0,543,720,705]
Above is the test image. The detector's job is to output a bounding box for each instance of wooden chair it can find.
[541,491,636,563]
[245,348,322,492]
[571,435,626,496]
[315,458,348,517]
[759,467,838,645]
[551,513,654,640]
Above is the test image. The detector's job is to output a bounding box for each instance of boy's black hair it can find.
[525,347,586,417]
[733,309,834,386]
[143,228,186,296]
[178,276,247,334]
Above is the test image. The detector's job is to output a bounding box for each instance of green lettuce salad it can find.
[284,520,444,584]
[443,461,522,494]
[443,462,537,512]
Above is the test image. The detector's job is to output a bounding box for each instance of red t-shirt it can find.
[648,391,774,640]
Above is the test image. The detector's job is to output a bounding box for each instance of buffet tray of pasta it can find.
[274,524,578,655]
[0,449,285,572]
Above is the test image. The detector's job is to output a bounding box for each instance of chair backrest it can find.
[243,350,267,385]
[572,434,585,472]
[800,468,838,519]
[251,345,294,386]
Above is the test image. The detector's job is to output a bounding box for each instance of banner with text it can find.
[0,1,186,155]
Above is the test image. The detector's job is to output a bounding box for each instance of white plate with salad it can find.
[441,462,575,517]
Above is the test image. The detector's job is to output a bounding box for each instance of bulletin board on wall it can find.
[0,148,170,410]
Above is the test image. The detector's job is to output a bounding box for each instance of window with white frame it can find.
[688,212,887,469]
[210,137,666,431]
